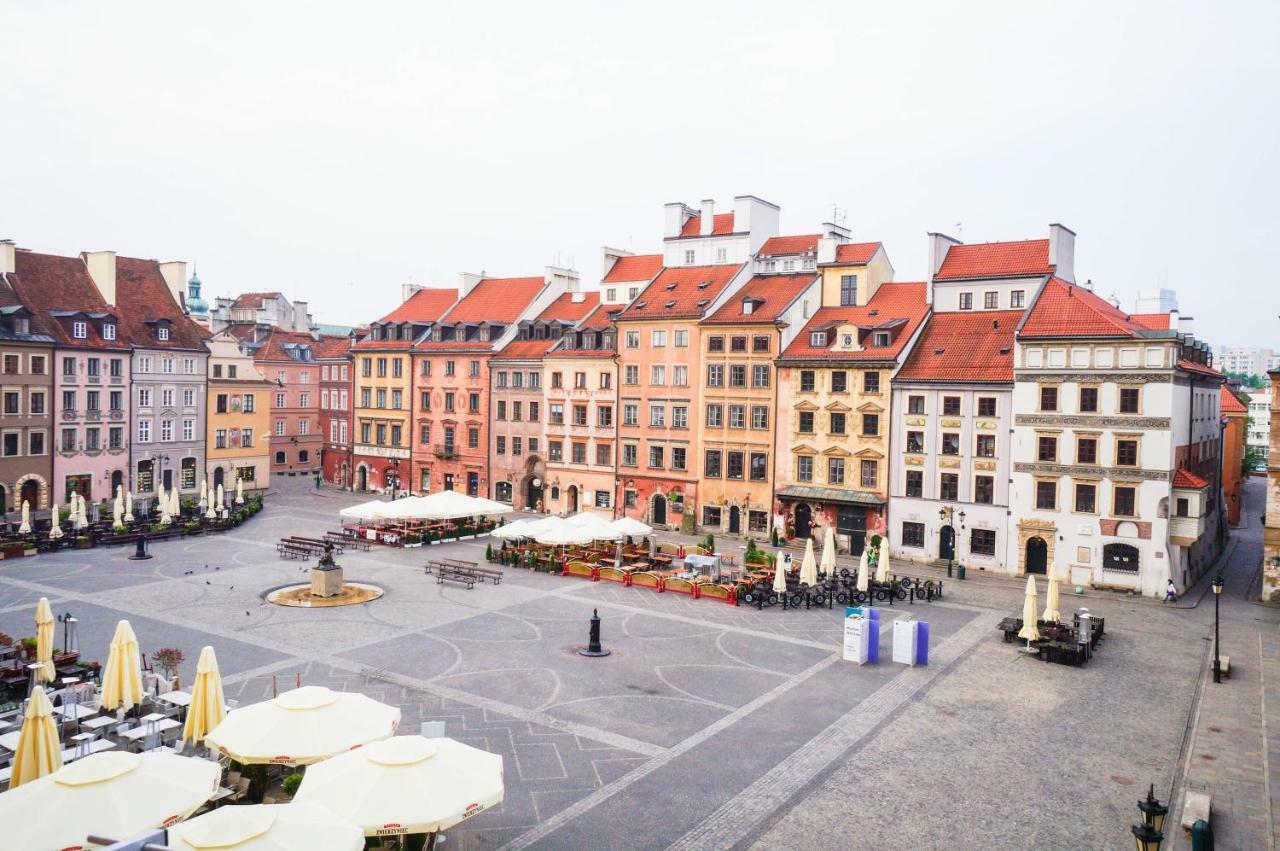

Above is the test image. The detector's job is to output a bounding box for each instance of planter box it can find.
[404,542,423,548]
[459,535,475,541]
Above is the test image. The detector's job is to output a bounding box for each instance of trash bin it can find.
[956,564,966,580]
[1191,818,1214,850]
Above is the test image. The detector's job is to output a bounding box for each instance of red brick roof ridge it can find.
[779,282,929,361]
[896,309,1022,383]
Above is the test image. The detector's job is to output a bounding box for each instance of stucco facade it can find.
[205,331,271,493]
[318,341,352,489]
[0,262,55,513]
[255,332,323,476]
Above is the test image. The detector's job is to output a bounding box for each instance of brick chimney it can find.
[158,261,189,312]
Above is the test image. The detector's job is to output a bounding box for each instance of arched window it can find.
[1103,543,1140,572]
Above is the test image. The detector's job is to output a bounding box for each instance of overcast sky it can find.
[2,1,1276,345]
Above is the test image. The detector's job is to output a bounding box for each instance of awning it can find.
[775,486,885,507]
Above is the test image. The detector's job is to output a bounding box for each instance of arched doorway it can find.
[526,475,543,511]
[110,470,123,496]
[567,485,579,513]
[20,480,39,510]
[212,467,225,490]
[652,492,667,525]
[728,505,741,534]
[357,466,368,492]
[940,525,955,561]
[1025,536,1048,575]
[793,503,812,540]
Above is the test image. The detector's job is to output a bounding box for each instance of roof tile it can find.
[378,288,457,323]
[616,264,743,321]
[703,274,814,324]
[934,239,1052,280]
[602,254,662,284]
[1220,385,1247,413]
[831,242,883,264]
[7,250,130,349]
[897,310,1022,383]
[443,276,545,324]
[780,282,929,361]
[1019,278,1147,339]
[115,256,208,350]
[758,234,819,256]
[676,213,735,238]
[1173,468,1209,489]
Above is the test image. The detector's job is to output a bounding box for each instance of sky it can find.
[2,1,1277,346]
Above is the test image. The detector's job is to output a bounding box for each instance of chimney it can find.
[1048,223,1076,283]
[601,246,631,282]
[822,222,850,242]
[1178,314,1196,336]
[733,195,780,247]
[700,199,715,236]
[663,202,695,239]
[926,232,962,305]
[545,264,580,293]
[1169,308,1179,331]
[401,282,424,305]
[817,237,838,265]
[571,292,586,303]
[158,260,189,312]
[82,250,118,307]
[458,272,484,299]
[0,240,15,276]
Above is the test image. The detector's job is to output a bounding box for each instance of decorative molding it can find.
[905,416,927,427]
[939,458,960,469]
[905,455,924,466]
[1017,517,1057,532]
[1015,414,1171,429]
[976,420,997,430]
[1014,461,1173,482]
[974,460,997,471]
[940,418,962,428]
[1015,371,1172,384]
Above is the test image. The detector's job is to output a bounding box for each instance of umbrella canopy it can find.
[1018,576,1041,642]
[468,496,516,517]
[374,495,433,520]
[101,620,144,713]
[820,526,836,577]
[35,597,55,684]
[206,686,400,765]
[124,490,134,523]
[856,547,870,592]
[414,490,511,521]
[874,547,889,584]
[490,519,532,540]
[0,751,219,850]
[159,487,173,525]
[338,499,389,521]
[182,647,226,746]
[1043,560,1062,624]
[608,516,652,537]
[772,557,788,595]
[112,495,122,527]
[168,802,363,851]
[9,686,62,787]
[294,735,504,838]
[534,519,601,546]
[216,483,226,511]
[48,501,63,539]
[799,538,819,587]
[563,512,621,540]
[18,499,31,534]
[235,477,245,505]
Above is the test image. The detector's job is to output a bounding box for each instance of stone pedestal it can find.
[310,564,343,598]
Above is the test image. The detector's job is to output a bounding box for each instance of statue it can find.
[310,540,342,597]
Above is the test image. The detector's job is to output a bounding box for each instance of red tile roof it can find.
[1173,468,1209,489]
[378,288,457,324]
[493,338,557,360]
[704,274,815,324]
[7,250,130,349]
[538,291,600,323]
[1178,358,1223,378]
[616,264,743,321]
[934,239,1052,281]
[780,282,929,362]
[676,213,736,238]
[831,242,883,265]
[254,330,323,362]
[115,256,209,350]
[577,303,616,332]
[443,276,545,324]
[897,310,1022,383]
[313,334,352,359]
[231,292,285,309]
[1019,278,1147,339]
[1129,313,1172,331]
[1220,385,1247,414]
[758,234,819,256]
[602,254,663,284]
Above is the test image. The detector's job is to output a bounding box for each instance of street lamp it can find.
[937,506,966,578]
[388,458,402,501]
[1212,574,1224,683]
[1131,783,1167,850]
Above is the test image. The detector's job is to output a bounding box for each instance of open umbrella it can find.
[338,499,389,521]
[182,647,226,747]
[205,686,399,765]
[48,500,63,539]
[18,499,31,534]
[294,735,504,839]
[1043,556,1062,624]
[820,526,836,578]
[771,555,788,596]
[490,519,532,541]
[235,476,245,505]
[0,751,219,849]
[9,686,62,787]
[101,620,144,714]
[799,538,818,587]
[167,802,363,851]
[1018,576,1041,647]
[608,516,652,537]
[124,490,134,523]
[35,597,55,684]
[856,546,869,593]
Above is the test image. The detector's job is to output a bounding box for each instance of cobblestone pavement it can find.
[0,476,1274,849]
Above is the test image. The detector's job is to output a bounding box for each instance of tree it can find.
[1225,370,1266,389]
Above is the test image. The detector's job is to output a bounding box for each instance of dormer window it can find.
[72,321,87,339]
[665,283,677,291]
[15,318,29,335]
[842,333,854,347]
[809,330,827,347]
[873,331,891,347]
[103,323,116,340]
[158,327,170,341]
[742,300,754,316]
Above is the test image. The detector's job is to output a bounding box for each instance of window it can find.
[1077,437,1097,464]
[974,475,994,504]
[136,388,149,408]
[861,413,879,436]
[751,406,768,430]
[902,521,925,548]
[596,443,611,465]
[840,274,858,306]
[977,397,996,417]
[1039,386,1058,411]
[549,403,564,424]
[444,360,456,377]
[30,391,44,414]
[548,440,564,462]
[72,321,87,339]
[648,445,664,468]
[729,365,746,387]
[860,460,878,488]
[1037,435,1057,462]
[706,364,724,387]
[625,331,639,349]
[103,323,116,340]
[496,371,508,389]
[674,329,689,347]
[138,420,151,443]
[1,433,17,456]
[672,447,686,471]
[983,292,999,309]
[798,411,814,433]
[624,365,639,385]
[277,392,287,408]
[908,395,925,415]
[730,336,747,353]
[941,433,960,455]
[2,392,17,415]
[975,434,996,457]
[830,371,847,393]
[1011,290,1025,308]
[30,355,45,374]
[1113,486,1136,517]
[276,420,286,436]
[1119,388,1140,414]
[573,371,587,389]
[673,406,688,429]
[940,473,959,501]
[598,405,613,427]
[649,405,665,427]
[905,470,923,498]
[1116,439,1138,467]
[652,329,667,347]
[728,452,745,480]
[906,430,924,453]
[673,365,688,386]
[864,372,880,393]
[706,404,723,428]
[182,418,194,441]
[157,327,170,341]
[650,365,665,385]
[1035,480,1057,510]
[470,392,481,413]
[707,336,725,352]
[958,293,973,310]
[800,370,815,392]
[572,404,587,426]
[29,431,44,455]
[683,249,695,264]
[62,357,75,376]
[729,405,745,429]
[797,455,814,482]
[468,428,479,449]
[1079,387,1098,413]
[469,360,480,378]
[598,372,610,389]
[1176,497,1189,517]
[829,412,846,435]
[571,442,586,464]
[621,443,636,466]
[752,335,770,353]
[752,365,770,388]
[942,396,961,416]
[1075,482,1097,513]
[623,403,638,426]
[971,529,996,556]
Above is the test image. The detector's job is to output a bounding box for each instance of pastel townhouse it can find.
[317,334,354,489]
[255,331,324,476]
[8,248,132,507]
[489,288,598,510]
[410,270,573,497]
[0,241,55,513]
[205,330,272,493]
[1219,385,1247,526]
[352,286,456,494]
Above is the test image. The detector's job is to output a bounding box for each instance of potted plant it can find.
[281,771,304,798]
[152,647,184,684]
[19,637,37,660]
[485,543,494,562]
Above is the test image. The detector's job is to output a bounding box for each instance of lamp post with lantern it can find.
[937,506,965,578]
[1130,783,1167,850]
[1212,574,1224,683]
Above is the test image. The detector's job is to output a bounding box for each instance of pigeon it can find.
[229,586,234,591]
[206,580,211,585]
[245,611,250,616]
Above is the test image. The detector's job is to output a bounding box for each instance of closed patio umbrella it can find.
[35,597,55,684]
[856,546,869,593]
[75,493,88,529]
[199,479,208,508]
[294,735,503,839]
[167,802,363,851]
[1018,576,1040,647]
[182,646,226,747]
[799,538,818,587]
[9,686,62,787]
[101,620,144,714]
[820,525,836,578]
[124,490,134,523]
[171,486,181,518]
[1043,557,1062,624]
[0,751,219,850]
[48,500,63,539]
[235,476,245,505]
[18,499,31,534]
[159,487,173,525]
[216,483,226,513]
[771,555,788,596]
[874,545,889,584]
[112,493,122,528]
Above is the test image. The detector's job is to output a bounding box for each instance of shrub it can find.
[281,771,304,797]
[485,544,493,561]
[152,647,184,681]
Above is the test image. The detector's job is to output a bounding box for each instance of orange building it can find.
[1221,384,1247,525]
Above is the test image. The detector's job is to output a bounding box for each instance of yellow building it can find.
[816,241,894,308]
[205,331,272,493]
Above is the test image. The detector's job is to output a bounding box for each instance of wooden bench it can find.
[1180,790,1211,831]
[436,566,476,589]
[277,542,311,559]
[327,531,369,550]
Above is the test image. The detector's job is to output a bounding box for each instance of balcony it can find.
[1169,513,1207,545]
[434,444,458,460]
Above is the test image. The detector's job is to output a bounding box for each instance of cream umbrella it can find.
[856,546,870,593]
[124,490,135,523]
[205,686,400,765]
[799,538,818,587]
[199,479,209,508]
[112,493,123,528]
[216,483,226,513]
[607,516,652,537]
[294,736,504,839]
[1018,575,1041,647]
[101,620,144,714]
[874,544,890,584]
[18,499,31,534]
[1043,556,1062,624]
[235,476,245,505]
[205,497,217,520]
[182,646,226,747]
[168,802,363,851]
[820,525,836,579]
[35,596,55,684]
[65,494,78,530]
[0,751,219,849]
[48,500,63,539]
[9,686,62,787]
[490,519,532,541]
[159,487,173,525]
[771,555,788,596]
[75,493,88,529]
[170,486,181,518]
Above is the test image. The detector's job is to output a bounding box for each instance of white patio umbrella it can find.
[772,556,788,596]
[18,499,31,534]
[170,486,181,518]
[294,736,504,839]
[199,479,208,508]
[469,495,516,517]
[564,512,622,540]
[1018,576,1041,648]
[874,546,890,584]
[1043,555,1062,624]
[159,487,173,525]
[856,546,870,593]
[167,802,363,851]
[820,525,836,578]
[78,492,90,528]
[124,490,134,523]
[490,519,532,540]
[205,495,217,520]
[799,538,819,586]
[338,499,389,521]
[0,751,220,851]
[215,483,226,513]
[205,686,400,765]
[535,520,601,547]
[112,492,123,528]
[48,500,63,539]
[234,476,245,505]
[607,516,652,538]
[65,495,78,530]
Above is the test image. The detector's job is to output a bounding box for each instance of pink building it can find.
[254,330,323,475]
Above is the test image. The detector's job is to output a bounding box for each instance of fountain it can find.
[266,541,384,608]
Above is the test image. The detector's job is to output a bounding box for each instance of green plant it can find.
[19,637,37,651]
[149,523,167,533]
[702,533,715,553]
[281,771,304,797]
[112,523,126,533]
[485,544,494,561]
[152,647,184,680]
[186,521,201,531]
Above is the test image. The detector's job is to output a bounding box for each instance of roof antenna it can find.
[955,222,963,239]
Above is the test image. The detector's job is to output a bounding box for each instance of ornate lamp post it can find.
[1212,574,1224,683]
[1130,783,1167,849]
[937,506,965,578]
[388,457,402,501]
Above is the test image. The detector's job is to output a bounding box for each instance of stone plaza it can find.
[0,477,1275,850]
